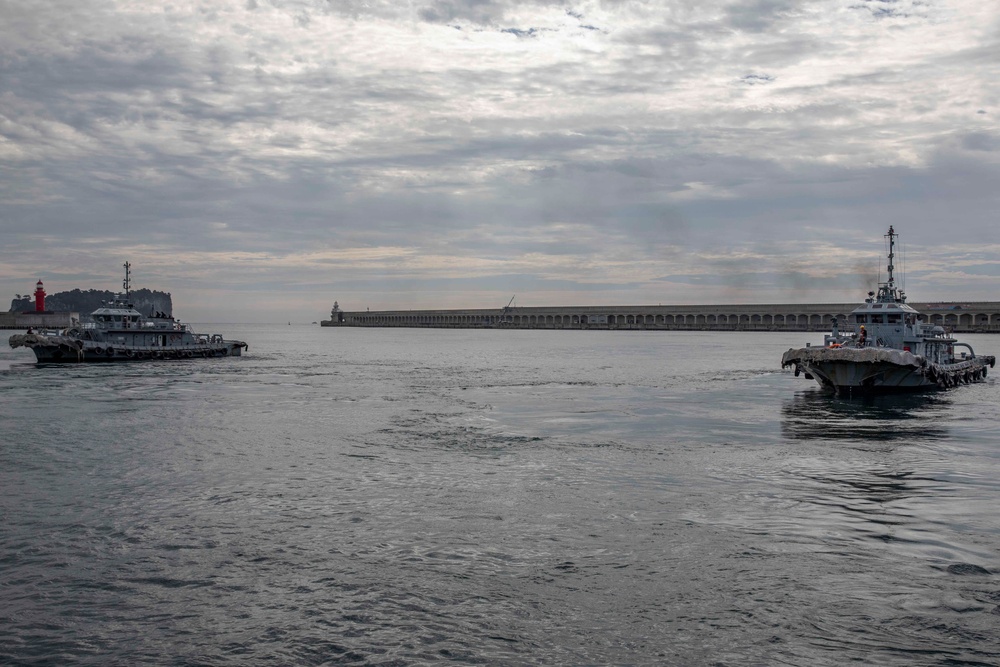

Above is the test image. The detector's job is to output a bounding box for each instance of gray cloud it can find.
[1,0,999,321]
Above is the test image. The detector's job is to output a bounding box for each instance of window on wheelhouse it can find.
[887,314,902,323]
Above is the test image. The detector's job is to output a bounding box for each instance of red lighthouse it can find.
[34,280,46,313]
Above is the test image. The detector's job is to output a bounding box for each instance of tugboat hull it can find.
[10,333,247,363]
[782,346,994,396]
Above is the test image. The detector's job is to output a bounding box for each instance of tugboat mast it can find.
[122,261,131,301]
[885,226,895,290]
[877,226,904,303]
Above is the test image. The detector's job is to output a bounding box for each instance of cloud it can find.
[1,0,999,321]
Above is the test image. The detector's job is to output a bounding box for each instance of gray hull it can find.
[10,333,245,363]
[782,346,994,396]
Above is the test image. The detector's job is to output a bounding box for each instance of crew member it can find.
[858,325,867,345]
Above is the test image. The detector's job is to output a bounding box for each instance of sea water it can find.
[2,327,1000,665]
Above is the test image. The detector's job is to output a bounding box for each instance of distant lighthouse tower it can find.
[33,280,46,313]
[329,301,344,324]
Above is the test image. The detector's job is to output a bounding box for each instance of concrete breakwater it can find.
[0,311,79,330]
[322,301,1000,333]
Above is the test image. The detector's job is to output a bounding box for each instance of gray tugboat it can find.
[9,262,248,363]
[782,226,994,395]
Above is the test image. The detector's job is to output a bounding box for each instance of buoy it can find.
[106,348,115,357]
[94,347,104,355]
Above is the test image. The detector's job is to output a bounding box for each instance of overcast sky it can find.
[2,0,998,322]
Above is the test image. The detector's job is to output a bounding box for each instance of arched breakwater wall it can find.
[322,302,1000,333]
[0,311,79,330]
